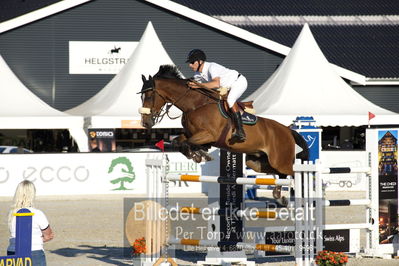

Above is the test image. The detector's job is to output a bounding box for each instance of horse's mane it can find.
[154,65,185,80]
[153,64,219,100]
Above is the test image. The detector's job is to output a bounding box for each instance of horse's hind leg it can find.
[247,154,283,195]
[245,154,263,173]
[246,153,279,174]
[246,154,289,206]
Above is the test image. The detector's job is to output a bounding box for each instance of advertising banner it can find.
[264,229,351,254]
[0,153,201,196]
[219,150,243,251]
[378,130,399,244]
[69,41,137,74]
[88,128,116,152]
[298,130,321,162]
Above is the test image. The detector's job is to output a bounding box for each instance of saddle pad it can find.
[218,101,257,125]
[241,112,257,125]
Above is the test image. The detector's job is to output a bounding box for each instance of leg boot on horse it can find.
[230,103,246,143]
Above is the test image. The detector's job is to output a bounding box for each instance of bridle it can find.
[139,82,186,124]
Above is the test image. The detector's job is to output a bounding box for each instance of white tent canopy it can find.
[0,55,88,151]
[66,21,182,129]
[245,24,399,127]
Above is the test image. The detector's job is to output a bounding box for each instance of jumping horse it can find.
[139,65,309,199]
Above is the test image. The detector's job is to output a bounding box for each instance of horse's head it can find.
[138,74,167,128]
[139,65,186,128]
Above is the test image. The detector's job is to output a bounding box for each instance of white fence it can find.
[0,150,369,197]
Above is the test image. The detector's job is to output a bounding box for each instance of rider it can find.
[186,49,248,142]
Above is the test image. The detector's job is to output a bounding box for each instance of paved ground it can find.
[0,193,398,265]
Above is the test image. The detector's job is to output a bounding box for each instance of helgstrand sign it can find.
[69,41,138,74]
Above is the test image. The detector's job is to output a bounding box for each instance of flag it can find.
[155,139,165,152]
[368,112,376,121]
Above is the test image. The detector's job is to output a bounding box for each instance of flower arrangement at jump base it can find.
[132,237,146,256]
[315,250,349,265]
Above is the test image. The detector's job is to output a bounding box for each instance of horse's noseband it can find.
[139,88,163,123]
[138,87,154,94]
[138,107,151,114]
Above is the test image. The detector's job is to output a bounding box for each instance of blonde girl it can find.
[7,180,54,266]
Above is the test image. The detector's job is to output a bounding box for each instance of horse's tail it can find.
[291,130,310,162]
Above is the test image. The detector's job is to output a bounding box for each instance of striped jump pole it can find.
[167,174,292,186]
[244,171,279,200]
[322,167,371,174]
[324,199,371,206]
[246,222,374,234]
[245,198,371,209]
[179,206,285,219]
[169,238,293,253]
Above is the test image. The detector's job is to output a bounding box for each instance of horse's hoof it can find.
[197,150,213,162]
[280,196,288,207]
[205,156,213,161]
[203,154,213,161]
[192,154,202,163]
[272,186,282,199]
[186,152,194,160]
[275,197,288,207]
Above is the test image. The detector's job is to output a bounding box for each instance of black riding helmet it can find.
[186,49,206,63]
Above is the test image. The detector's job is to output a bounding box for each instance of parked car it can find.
[0,146,33,154]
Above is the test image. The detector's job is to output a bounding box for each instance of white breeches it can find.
[227,75,248,108]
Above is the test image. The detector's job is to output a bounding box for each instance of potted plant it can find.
[315,250,348,265]
[132,237,146,257]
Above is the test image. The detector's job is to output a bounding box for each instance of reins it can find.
[143,66,224,124]
[151,90,183,124]
[189,84,221,102]
[183,83,222,114]
[153,79,221,122]
[149,79,195,123]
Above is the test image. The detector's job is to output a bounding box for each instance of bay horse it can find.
[139,65,309,198]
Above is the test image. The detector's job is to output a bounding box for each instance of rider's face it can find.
[188,60,200,71]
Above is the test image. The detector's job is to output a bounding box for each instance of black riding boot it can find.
[231,112,246,142]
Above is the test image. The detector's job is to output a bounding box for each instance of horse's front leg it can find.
[186,131,215,162]
[171,134,203,162]
[172,133,214,163]
[172,134,194,159]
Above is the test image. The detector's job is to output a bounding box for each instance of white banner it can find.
[0,153,201,196]
[69,41,138,74]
